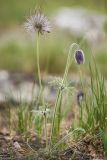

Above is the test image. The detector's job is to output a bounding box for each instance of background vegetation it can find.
[0,0,107,76]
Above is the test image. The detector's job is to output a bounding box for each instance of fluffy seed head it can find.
[75,49,85,64]
[24,10,51,34]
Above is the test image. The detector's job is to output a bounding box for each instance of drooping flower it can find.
[75,49,85,64]
[77,90,84,106]
[24,10,51,34]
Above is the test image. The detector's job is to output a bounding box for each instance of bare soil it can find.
[0,130,104,160]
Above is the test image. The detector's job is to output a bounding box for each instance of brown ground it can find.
[0,129,105,160]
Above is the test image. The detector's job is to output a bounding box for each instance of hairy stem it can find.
[63,43,79,82]
[44,114,48,148]
[49,89,62,147]
[50,43,79,148]
[36,33,42,89]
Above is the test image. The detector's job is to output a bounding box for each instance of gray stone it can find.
[53,8,107,46]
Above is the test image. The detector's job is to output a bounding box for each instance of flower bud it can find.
[75,49,85,64]
[77,90,84,106]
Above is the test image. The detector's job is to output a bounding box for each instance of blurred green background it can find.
[0,0,107,76]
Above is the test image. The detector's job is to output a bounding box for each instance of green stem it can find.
[50,43,79,148]
[78,67,84,89]
[78,67,84,125]
[44,114,48,148]
[80,103,83,125]
[36,33,42,89]
[36,33,43,108]
[63,43,79,82]
[49,89,62,147]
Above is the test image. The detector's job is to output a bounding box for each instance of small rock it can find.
[13,141,22,150]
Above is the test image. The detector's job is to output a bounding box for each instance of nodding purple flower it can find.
[77,91,84,106]
[75,50,85,64]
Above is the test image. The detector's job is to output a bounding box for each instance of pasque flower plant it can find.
[23,9,107,157]
[24,10,51,146]
[25,10,51,90]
